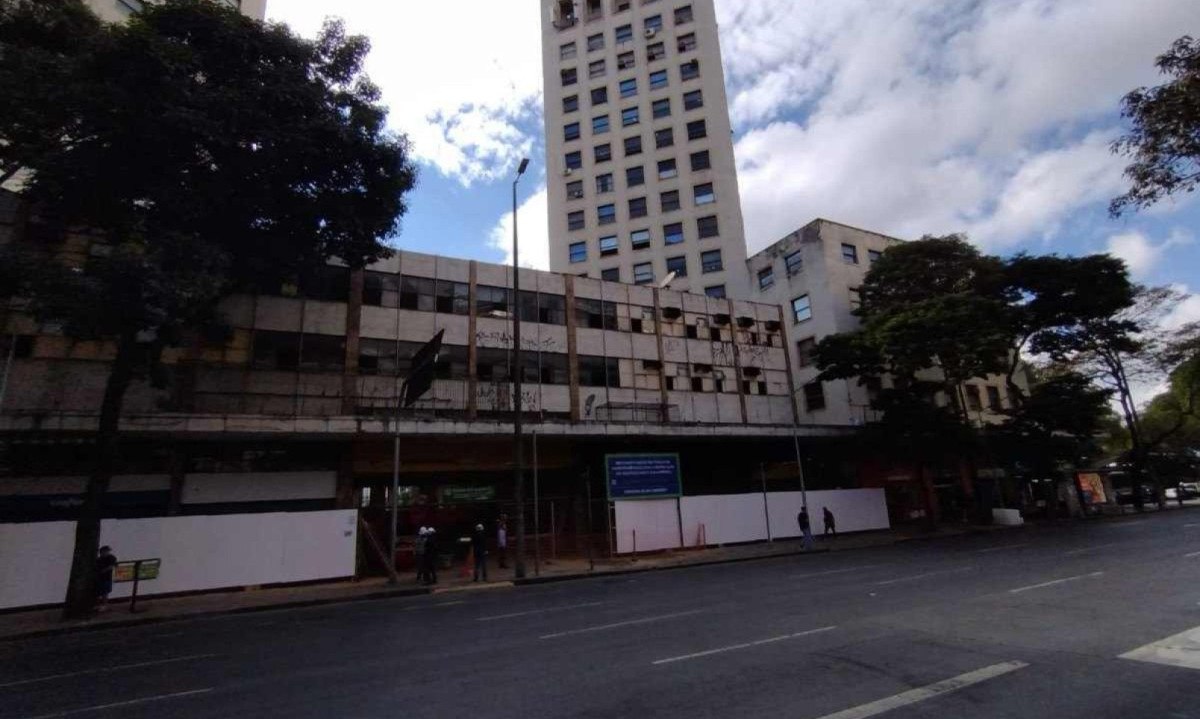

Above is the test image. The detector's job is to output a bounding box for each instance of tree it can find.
[1110,36,1200,216]
[1140,339,1200,454]
[0,0,417,618]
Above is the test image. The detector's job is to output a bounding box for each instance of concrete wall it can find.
[0,510,357,610]
[181,471,336,505]
[614,488,889,554]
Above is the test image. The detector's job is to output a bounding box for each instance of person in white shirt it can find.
[496,514,509,569]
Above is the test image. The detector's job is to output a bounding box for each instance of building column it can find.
[775,304,802,424]
[467,261,479,420]
[166,444,186,516]
[565,275,581,422]
[340,268,364,415]
[652,288,669,423]
[727,298,748,425]
[335,444,357,510]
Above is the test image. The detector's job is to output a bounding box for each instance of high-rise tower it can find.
[541,0,748,299]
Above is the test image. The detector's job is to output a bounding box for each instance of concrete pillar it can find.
[565,275,581,422]
[727,298,748,425]
[467,261,478,420]
[341,268,364,415]
[652,288,669,423]
[775,304,801,424]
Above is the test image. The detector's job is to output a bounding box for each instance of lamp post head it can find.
[517,158,530,177]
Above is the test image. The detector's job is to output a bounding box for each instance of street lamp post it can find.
[511,157,530,579]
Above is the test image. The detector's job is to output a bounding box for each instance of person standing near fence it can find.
[797,508,815,551]
[95,546,117,612]
[414,528,428,583]
[422,527,438,585]
[472,524,489,582]
[496,514,508,569]
[823,507,837,538]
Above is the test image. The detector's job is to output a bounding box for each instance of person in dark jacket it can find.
[797,508,814,550]
[422,528,438,585]
[96,546,117,611]
[471,523,488,582]
[823,507,837,538]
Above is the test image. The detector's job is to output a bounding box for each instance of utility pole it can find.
[511,157,530,579]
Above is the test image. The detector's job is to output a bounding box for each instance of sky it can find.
[265,0,1200,332]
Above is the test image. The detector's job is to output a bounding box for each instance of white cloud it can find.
[718,0,1197,251]
[266,2,543,186]
[1162,285,1200,330]
[1105,229,1193,279]
[489,187,550,271]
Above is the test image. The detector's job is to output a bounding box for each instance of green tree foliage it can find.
[1111,36,1200,216]
[0,0,417,618]
[1140,333,1200,454]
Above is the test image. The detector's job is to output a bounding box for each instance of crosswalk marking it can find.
[812,661,1029,719]
[1120,626,1200,671]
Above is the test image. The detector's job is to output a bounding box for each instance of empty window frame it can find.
[601,267,620,282]
[803,381,826,411]
[704,285,726,299]
[796,337,816,367]
[677,32,696,52]
[579,355,621,387]
[575,298,619,330]
[591,86,608,105]
[475,285,511,317]
[674,4,694,24]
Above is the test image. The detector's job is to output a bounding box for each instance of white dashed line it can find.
[653,626,836,665]
[811,661,1029,719]
[1008,572,1104,594]
[539,609,706,640]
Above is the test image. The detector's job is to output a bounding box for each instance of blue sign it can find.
[606,454,682,500]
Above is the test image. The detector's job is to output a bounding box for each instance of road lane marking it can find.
[1185,551,1200,558]
[476,601,608,621]
[1120,626,1200,670]
[0,654,218,689]
[402,600,466,611]
[1060,543,1119,556]
[792,566,881,579]
[1184,523,1200,528]
[975,543,1029,554]
[539,609,705,640]
[652,626,836,665]
[1008,571,1104,594]
[18,688,212,719]
[812,661,1028,719]
[874,567,974,586]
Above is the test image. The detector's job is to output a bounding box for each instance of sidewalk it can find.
[0,523,1003,642]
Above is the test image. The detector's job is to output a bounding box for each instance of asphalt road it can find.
[4,511,1200,719]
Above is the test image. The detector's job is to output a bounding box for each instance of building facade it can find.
[541,0,750,299]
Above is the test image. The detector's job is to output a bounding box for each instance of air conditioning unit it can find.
[563,167,574,176]
[568,190,584,199]
[645,28,657,38]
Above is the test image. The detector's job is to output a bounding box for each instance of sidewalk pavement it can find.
[0,522,1012,642]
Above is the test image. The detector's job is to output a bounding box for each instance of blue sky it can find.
[269,0,1200,328]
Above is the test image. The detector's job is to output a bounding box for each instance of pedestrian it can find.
[496,514,508,569]
[414,527,428,583]
[797,507,814,550]
[96,546,117,612]
[823,507,836,538]
[471,523,488,582]
[422,527,438,585]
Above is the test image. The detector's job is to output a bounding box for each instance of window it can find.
[599,234,619,255]
[296,333,345,372]
[591,87,608,105]
[792,294,812,323]
[587,32,605,52]
[398,276,435,311]
[796,338,816,368]
[476,346,511,382]
[618,51,635,69]
[567,180,584,200]
[666,255,688,278]
[700,249,723,273]
[633,262,655,285]
[434,280,470,315]
[674,4,693,24]
[579,355,621,387]
[575,298,619,331]
[664,222,684,244]
[596,173,614,193]
[655,127,674,148]
[568,210,585,230]
[598,204,617,225]
[569,241,588,263]
[680,59,700,81]
[253,331,301,370]
[595,143,612,163]
[785,251,803,275]
[849,287,861,309]
[615,24,633,43]
[841,243,859,264]
[475,285,511,317]
[987,386,1003,411]
[618,79,637,100]
[631,228,651,249]
[649,69,668,90]
[804,382,826,411]
[565,150,582,169]
[966,384,983,412]
[585,0,602,19]
[687,119,707,140]
[652,98,671,119]
[677,32,696,52]
[589,59,606,79]
[693,182,715,205]
[363,272,398,307]
[624,135,642,156]
[563,95,579,113]
[697,215,718,238]
[621,106,640,126]
[564,122,581,141]
[539,352,570,384]
[868,249,883,264]
[658,159,678,180]
[647,42,666,61]
[561,68,577,86]
[683,89,703,110]
[644,14,663,32]
[705,285,726,299]
[626,165,645,187]
[601,267,620,282]
[615,0,630,12]
[560,42,577,60]
[757,267,774,290]
[629,196,648,218]
[661,189,680,211]
[593,115,610,134]
[685,151,710,173]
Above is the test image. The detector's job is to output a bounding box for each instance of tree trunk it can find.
[61,330,139,619]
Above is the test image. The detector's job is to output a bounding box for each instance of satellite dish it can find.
[658,271,677,289]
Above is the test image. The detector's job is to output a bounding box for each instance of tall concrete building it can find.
[85,0,266,23]
[541,0,749,299]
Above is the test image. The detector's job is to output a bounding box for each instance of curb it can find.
[514,547,831,586]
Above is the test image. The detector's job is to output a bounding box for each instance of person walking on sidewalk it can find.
[95,546,117,612]
[414,528,428,584]
[422,527,439,585]
[496,514,509,569]
[797,508,815,550]
[823,507,837,538]
[471,524,489,582]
